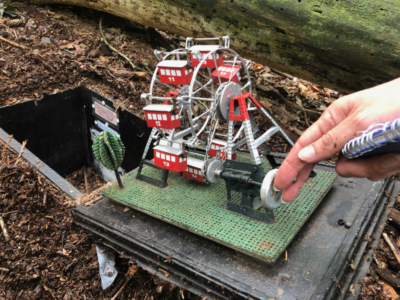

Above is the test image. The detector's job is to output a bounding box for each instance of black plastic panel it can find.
[0,87,152,176]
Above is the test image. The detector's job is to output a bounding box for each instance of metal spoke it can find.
[228,55,238,82]
[194,79,214,95]
[241,81,251,90]
[212,54,222,85]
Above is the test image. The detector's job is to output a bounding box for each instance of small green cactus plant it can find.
[92,130,125,189]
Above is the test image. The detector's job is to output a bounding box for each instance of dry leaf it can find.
[99,56,109,64]
[349,260,356,270]
[128,265,138,276]
[381,280,399,299]
[164,253,173,263]
[158,268,170,277]
[70,234,78,242]
[349,284,356,296]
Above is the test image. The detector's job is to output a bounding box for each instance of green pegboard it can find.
[103,154,337,263]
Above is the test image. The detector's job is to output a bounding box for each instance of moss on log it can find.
[29,0,400,93]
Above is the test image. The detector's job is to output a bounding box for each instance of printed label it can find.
[94,101,118,126]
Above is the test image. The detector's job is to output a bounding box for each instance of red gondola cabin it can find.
[143,105,180,129]
[153,145,187,172]
[157,60,193,85]
[211,65,241,84]
[209,139,237,160]
[189,45,224,68]
[183,157,205,183]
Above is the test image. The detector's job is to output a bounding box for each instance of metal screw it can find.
[226,163,230,168]
[253,167,257,172]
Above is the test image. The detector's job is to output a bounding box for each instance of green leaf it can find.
[4,10,17,17]
[0,3,5,19]
[0,1,17,18]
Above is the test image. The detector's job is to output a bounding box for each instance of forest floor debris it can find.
[0,139,199,300]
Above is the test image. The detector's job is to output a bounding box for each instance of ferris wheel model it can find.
[138,36,296,212]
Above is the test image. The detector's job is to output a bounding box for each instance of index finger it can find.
[274,98,353,191]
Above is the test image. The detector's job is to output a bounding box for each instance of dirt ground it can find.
[0,138,199,299]
[0,2,399,299]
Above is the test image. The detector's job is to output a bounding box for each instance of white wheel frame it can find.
[147,47,252,150]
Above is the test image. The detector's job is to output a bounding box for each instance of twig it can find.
[0,267,9,272]
[383,233,400,264]
[113,99,129,118]
[1,135,12,169]
[0,217,10,241]
[99,16,139,72]
[43,285,56,299]
[1,210,18,216]
[43,190,47,205]
[83,166,89,194]
[14,140,27,167]
[111,276,131,300]
[0,36,25,49]
[304,111,310,127]
[270,68,294,79]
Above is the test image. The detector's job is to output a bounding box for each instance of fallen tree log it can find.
[28,0,400,93]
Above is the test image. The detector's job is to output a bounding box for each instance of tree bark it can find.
[29,0,400,93]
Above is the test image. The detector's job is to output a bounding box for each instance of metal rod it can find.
[183,96,215,102]
[194,79,214,95]
[114,169,124,189]
[173,123,200,139]
[156,51,189,56]
[193,110,211,122]
[228,55,238,82]
[241,81,251,90]
[212,54,222,84]
[259,107,294,147]
[192,37,223,41]
[253,127,279,148]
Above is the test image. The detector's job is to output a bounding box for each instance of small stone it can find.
[348,180,353,183]
[277,288,284,296]
[88,50,98,58]
[280,274,290,281]
[345,222,352,229]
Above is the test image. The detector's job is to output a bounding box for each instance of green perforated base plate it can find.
[103,154,337,263]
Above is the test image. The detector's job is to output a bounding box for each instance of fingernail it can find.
[273,184,281,192]
[298,146,316,162]
[281,196,290,204]
[382,154,400,169]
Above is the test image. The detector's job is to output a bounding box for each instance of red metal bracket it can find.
[228,94,249,121]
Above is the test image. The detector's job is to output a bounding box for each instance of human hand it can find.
[274,77,400,202]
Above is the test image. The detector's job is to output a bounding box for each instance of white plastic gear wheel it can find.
[260,169,284,210]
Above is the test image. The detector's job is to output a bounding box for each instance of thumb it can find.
[297,117,362,163]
